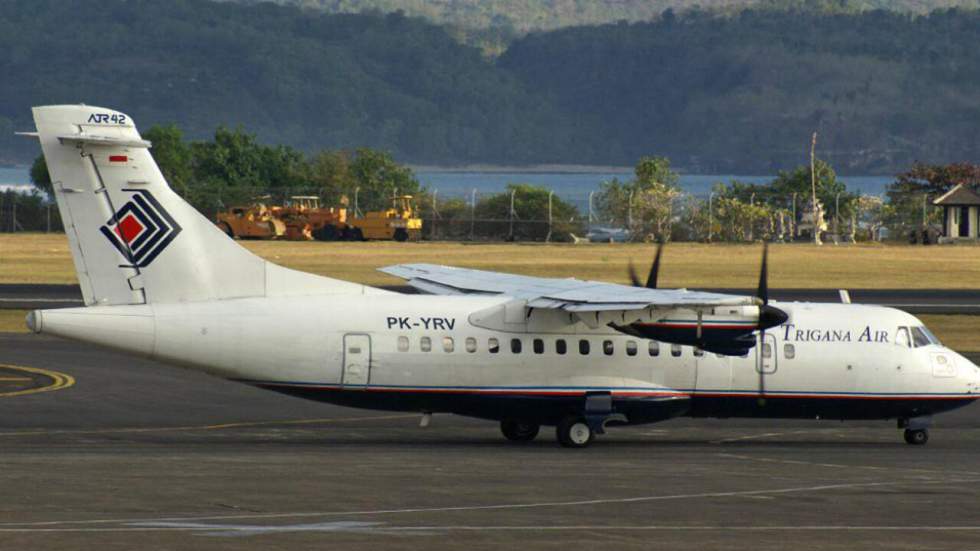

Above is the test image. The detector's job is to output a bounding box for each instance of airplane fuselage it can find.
[32,294,980,427]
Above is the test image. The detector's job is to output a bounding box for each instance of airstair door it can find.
[342,334,371,386]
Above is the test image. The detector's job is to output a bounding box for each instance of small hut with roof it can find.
[934,183,980,242]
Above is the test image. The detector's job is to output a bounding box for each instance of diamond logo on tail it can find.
[100,189,182,268]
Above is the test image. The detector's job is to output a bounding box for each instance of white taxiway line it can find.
[2,475,979,530]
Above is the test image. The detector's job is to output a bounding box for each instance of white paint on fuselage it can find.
[34,295,980,408]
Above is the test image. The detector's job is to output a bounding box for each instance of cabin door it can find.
[959,206,970,237]
[342,334,372,386]
[757,332,777,376]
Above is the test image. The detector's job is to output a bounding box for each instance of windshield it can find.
[911,326,941,347]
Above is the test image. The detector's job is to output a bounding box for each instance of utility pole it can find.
[810,132,821,245]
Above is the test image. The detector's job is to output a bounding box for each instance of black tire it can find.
[556,416,594,448]
[218,222,234,238]
[393,228,409,242]
[315,225,338,241]
[351,227,364,241]
[500,420,540,442]
[904,428,929,445]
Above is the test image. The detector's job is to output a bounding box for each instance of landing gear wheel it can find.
[556,416,594,448]
[904,428,929,445]
[500,420,540,442]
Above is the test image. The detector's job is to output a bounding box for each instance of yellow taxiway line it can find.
[0,363,75,398]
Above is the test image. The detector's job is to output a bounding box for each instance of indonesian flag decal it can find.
[100,189,182,268]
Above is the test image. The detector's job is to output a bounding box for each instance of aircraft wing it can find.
[379,263,759,312]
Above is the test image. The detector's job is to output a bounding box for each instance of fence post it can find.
[469,188,476,241]
[11,194,16,232]
[546,190,554,243]
[47,203,51,233]
[748,192,755,241]
[507,189,516,241]
[430,190,438,241]
[708,192,714,242]
[587,190,594,234]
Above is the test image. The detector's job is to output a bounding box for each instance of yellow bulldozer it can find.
[214,194,422,241]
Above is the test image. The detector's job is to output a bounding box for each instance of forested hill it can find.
[0,0,569,166]
[2,0,980,173]
[499,8,980,172]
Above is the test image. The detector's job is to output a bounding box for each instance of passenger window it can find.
[603,340,614,356]
[761,343,772,358]
[420,336,431,352]
[533,338,544,354]
[397,336,409,352]
[671,344,682,357]
[443,337,454,353]
[626,341,637,356]
[556,339,567,355]
[896,327,911,348]
[511,338,522,354]
[784,343,795,359]
[579,339,590,355]
[488,337,499,354]
[649,341,660,357]
[910,327,931,348]
[693,348,704,357]
[465,337,477,353]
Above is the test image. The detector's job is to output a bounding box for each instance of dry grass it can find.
[3,308,976,353]
[3,233,980,288]
[0,310,28,332]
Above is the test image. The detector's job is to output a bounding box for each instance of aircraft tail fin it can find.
[32,104,372,306]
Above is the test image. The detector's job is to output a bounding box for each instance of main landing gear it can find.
[500,420,540,442]
[899,415,931,446]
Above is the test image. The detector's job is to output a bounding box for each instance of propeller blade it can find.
[627,260,642,287]
[758,329,767,406]
[645,241,663,289]
[756,242,769,305]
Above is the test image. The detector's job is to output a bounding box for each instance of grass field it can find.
[2,233,980,288]
[0,309,975,352]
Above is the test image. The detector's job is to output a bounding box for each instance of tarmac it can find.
[5,283,980,313]
[1,333,979,550]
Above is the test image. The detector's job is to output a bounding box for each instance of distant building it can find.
[934,183,980,241]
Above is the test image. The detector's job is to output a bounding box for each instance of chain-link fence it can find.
[0,185,929,243]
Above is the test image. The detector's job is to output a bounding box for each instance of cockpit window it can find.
[911,326,939,347]
[921,326,941,345]
[895,327,910,348]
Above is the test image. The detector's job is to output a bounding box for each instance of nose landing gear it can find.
[903,428,929,445]
[899,415,932,446]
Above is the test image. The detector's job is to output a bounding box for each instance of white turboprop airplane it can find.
[22,105,980,447]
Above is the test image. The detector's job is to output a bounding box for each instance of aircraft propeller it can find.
[755,242,789,405]
[628,241,663,289]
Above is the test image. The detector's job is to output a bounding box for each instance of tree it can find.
[29,155,52,198]
[886,162,980,236]
[595,156,681,242]
[473,183,583,241]
[348,148,422,212]
[144,124,192,198]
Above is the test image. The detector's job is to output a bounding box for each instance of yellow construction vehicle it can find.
[350,195,422,241]
[215,202,285,239]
